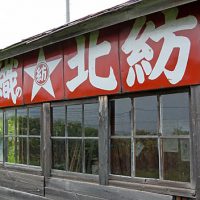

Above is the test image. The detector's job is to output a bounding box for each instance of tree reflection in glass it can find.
[52,106,65,137]
[16,137,27,164]
[135,139,159,178]
[163,138,190,182]
[52,139,66,170]
[17,109,27,136]
[110,98,131,136]
[29,107,41,136]
[111,139,131,176]
[85,140,98,174]
[67,105,82,137]
[68,139,82,172]
[29,138,40,166]
[84,104,98,137]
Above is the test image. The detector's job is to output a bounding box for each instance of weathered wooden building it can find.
[0,0,199,199]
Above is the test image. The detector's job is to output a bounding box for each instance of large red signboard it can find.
[0,3,200,107]
[64,27,121,99]
[119,5,200,92]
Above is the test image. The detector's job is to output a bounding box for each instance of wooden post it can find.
[98,96,109,185]
[42,103,52,184]
[190,86,200,200]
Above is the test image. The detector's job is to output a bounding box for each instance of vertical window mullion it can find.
[65,105,68,171]
[3,110,5,165]
[14,109,17,164]
[158,95,163,180]
[131,98,135,177]
[27,108,30,165]
[82,104,85,173]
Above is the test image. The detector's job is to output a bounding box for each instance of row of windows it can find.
[0,92,191,183]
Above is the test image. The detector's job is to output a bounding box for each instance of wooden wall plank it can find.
[46,178,173,200]
[46,187,106,200]
[98,96,109,185]
[42,103,52,183]
[190,85,200,200]
[0,186,49,200]
[0,169,44,196]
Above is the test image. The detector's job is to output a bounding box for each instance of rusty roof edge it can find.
[0,0,197,61]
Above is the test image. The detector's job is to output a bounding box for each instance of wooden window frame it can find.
[108,88,194,190]
[50,98,99,182]
[0,104,43,174]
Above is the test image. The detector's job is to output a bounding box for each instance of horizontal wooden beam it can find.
[46,177,173,200]
[0,186,49,200]
[0,169,44,196]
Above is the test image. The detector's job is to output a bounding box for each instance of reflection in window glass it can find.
[5,137,15,163]
[5,110,15,136]
[111,139,131,176]
[0,137,3,162]
[135,139,159,178]
[29,138,40,166]
[52,107,65,137]
[111,98,131,136]
[17,109,27,135]
[67,105,82,137]
[68,139,82,172]
[135,96,158,135]
[85,140,98,174]
[163,138,190,182]
[29,107,41,136]
[162,93,189,136]
[52,139,66,170]
[84,104,98,137]
[16,137,27,164]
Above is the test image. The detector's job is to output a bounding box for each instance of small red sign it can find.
[23,45,64,104]
[0,57,23,107]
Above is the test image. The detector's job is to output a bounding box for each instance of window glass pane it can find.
[67,105,82,137]
[29,138,40,166]
[162,93,189,136]
[29,107,41,136]
[16,137,27,164]
[111,139,131,176]
[5,110,15,136]
[85,140,98,174]
[135,96,158,135]
[135,139,159,178]
[52,107,65,137]
[84,103,98,137]
[0,137,3,162]
[0,111,3,136]
[17,109,27,135]
[5,137,15,163]
[163,138,190,182]
[111,98,131,136]
[52,139,66,170]
[68,139,82,172]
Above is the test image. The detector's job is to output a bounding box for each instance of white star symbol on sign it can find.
[24,48,62,101]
